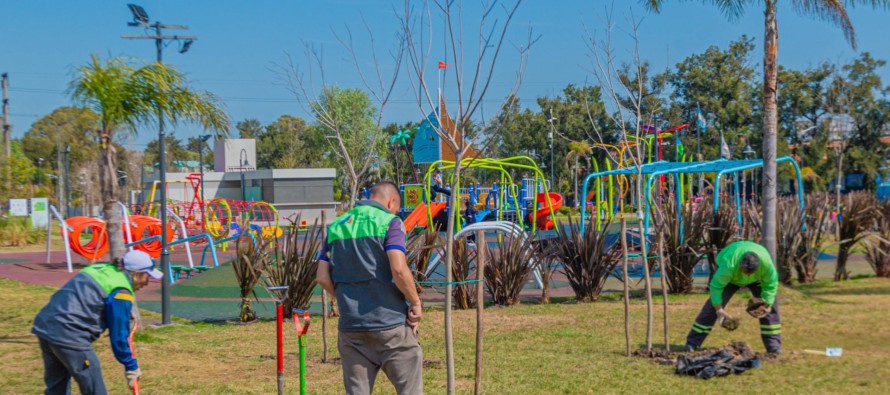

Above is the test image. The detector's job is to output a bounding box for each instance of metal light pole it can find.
[37,158,44,186]
[239,148,249,203]
[64,145,71,216]
[122,4,197,325]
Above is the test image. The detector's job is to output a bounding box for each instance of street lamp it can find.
[64,145,71,216]
[240,148,249,202]
[743,143,756,200]
[123,3,197,326]
[198,134,212,204]
[36,158,44,186]
[829,116,851,240]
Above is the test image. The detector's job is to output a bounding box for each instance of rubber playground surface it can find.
[0,245,870,322]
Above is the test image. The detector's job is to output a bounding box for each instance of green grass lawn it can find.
[3,276,890,394]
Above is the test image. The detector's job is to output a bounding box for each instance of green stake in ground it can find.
[292,309,311,395]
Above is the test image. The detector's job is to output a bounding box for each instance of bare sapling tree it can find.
[584,9,662,351]
[277,20,405,209]
[401,1,534,393]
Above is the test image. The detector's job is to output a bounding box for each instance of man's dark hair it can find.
[740,252,760,273]
[370,180,400,202]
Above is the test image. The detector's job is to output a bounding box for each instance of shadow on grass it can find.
[800,285,890,297]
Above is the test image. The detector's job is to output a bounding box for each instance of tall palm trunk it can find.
[761,2,779,262]
[99,128,125,261]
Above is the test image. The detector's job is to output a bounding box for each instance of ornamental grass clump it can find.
[661,198,710,294]
[232,227,272,322]
[835,192,879,281]
[793,194,832,283]
[263,216,324,314]
[551,218,621,302]
[863,201,890,278]
[484,233,542,306]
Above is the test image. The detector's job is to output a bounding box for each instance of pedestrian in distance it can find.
[317,180,424,395]
[684,240,783,354]
[32,250,163,394]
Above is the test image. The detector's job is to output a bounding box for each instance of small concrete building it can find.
[140,139,337,225]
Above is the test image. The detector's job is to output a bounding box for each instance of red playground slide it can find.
[530,192,563,230]
[403,202,448,230]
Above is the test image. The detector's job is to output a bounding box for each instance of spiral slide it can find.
[530,192,563,230]
[404,202,448,231]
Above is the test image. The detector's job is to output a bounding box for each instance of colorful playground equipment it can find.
[394,156,563,233]
[48,197,282,278]
[579,156,805,239]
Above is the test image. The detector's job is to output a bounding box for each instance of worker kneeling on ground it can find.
[32,250,162,394]
[684,240,782,354]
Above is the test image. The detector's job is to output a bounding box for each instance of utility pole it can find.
[547,108,556,188]
[2,73,10,159]
[122,4,196,326]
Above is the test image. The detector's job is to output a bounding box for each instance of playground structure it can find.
[48,195,285,284]
[393,156,563,233]
[580,156,805,243]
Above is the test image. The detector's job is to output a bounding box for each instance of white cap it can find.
[122,250,163,280]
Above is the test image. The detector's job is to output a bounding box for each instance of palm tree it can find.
[69,55,229,260]
[644,0,889,261]
[565,141,593,207]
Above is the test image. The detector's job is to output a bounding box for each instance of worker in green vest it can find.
[684,240,782,354]
[32,250,163,394]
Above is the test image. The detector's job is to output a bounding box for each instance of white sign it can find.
[9,199,28,216]
[30,198,49,229]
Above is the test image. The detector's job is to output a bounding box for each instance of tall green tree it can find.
[68,55,229,260]
[311,86,385,205]
[666,36,757,160]
[644,0,890,262]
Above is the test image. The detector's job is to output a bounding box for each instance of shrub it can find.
[550,218,621,302]
[835,192,879,281]
[863,201,890,278]
[263,217,323,314]
[484,233,542,306]
[793,194,832,283]
[231,226,272,322]
[660,199,710,294]
[0,216,46,247]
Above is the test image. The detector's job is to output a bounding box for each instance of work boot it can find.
[684,344,697,352]
[767,347,783,355]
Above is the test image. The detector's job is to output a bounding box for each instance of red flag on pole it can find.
[438,61,450,69]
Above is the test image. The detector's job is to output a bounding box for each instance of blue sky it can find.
[3,1,889,151]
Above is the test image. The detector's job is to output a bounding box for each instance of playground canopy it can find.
[580,156,805,235]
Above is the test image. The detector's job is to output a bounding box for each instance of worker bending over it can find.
[32,250,162,394]
[684,240,782,354]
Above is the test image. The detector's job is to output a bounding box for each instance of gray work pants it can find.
[338,325,423,395]
[38,338,107,395]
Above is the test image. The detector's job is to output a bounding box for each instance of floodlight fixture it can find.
[199,134,212,142]
[743,144,756,157]
[127,4,149,24]
[179,39,193,54]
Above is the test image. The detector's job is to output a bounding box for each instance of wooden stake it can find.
[474,229,485,395]
[620,215,631,357]
[657,226,670,351]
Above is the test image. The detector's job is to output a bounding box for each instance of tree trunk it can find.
[620,215,631,357]
[240,297,256,322]
[540,272,551,305]
[760,2,779,263]
[474,229,485,395]
[444,152,461,395]
[835,244,851,281]
[99,131,125,262]
[657,228,669,352]
[637,173,653,351]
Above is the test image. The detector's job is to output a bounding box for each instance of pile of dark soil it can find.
[633,341,775,379]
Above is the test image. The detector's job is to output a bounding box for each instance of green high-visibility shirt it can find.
[709,241,778,306]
